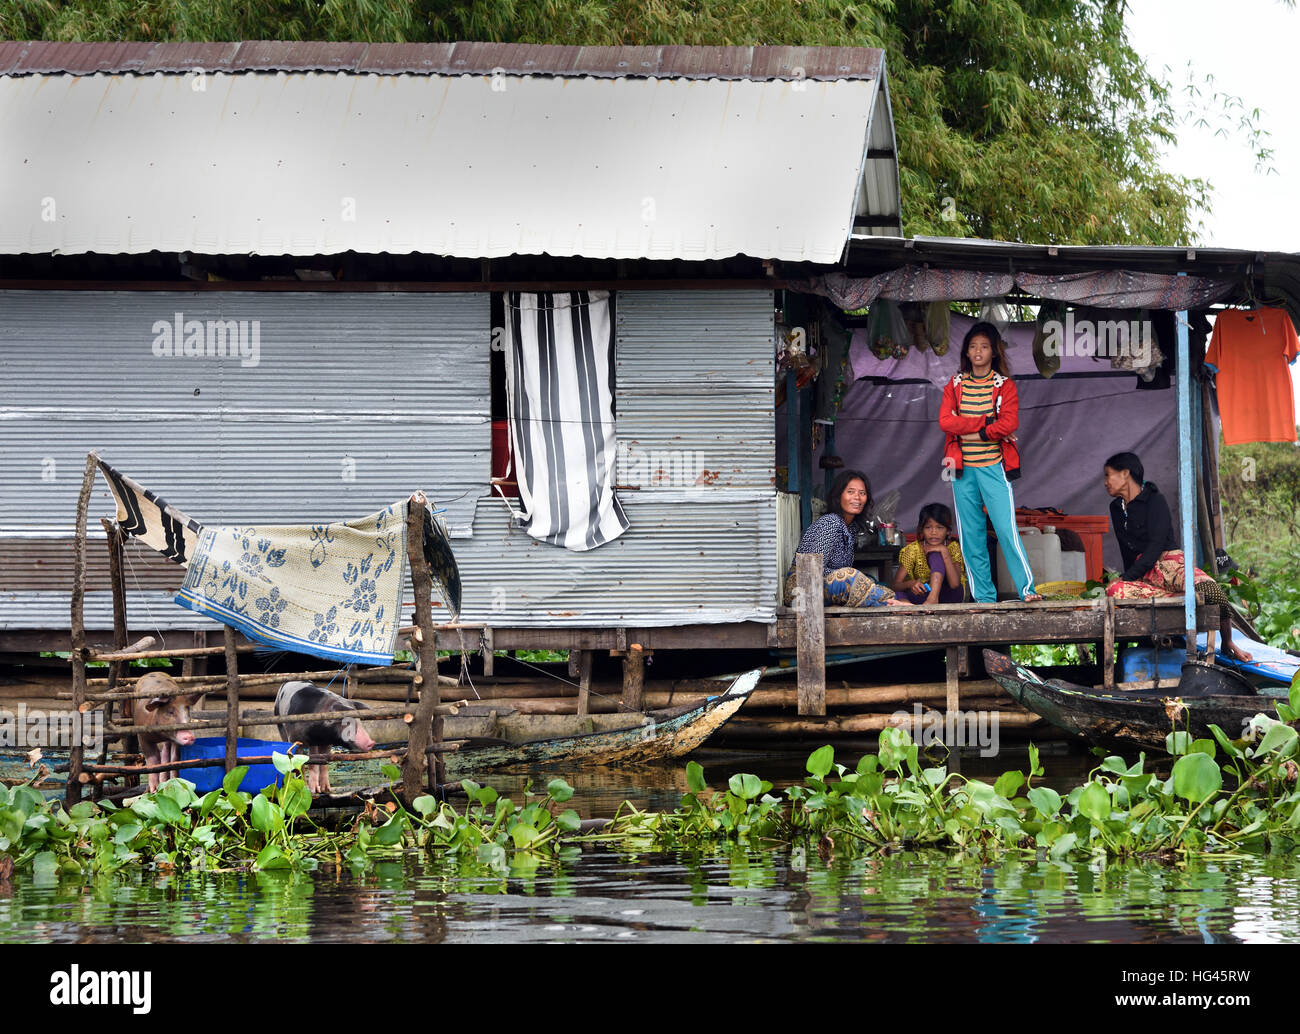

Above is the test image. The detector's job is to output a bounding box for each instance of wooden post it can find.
[1103,596,1116,691]
[945,645,960,731]
[98,519,128,793]
[796,552,826,717]
[404,495,443,800]
[67,452,99,806]
[622,643,645,712]
[482,627,495,677]
[576,650,592,716]
[224,625,240,773]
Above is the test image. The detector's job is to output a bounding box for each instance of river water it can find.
[4,748,1300,944]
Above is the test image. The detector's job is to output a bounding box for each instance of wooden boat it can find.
[439,668,760,773]
[983,649,1286,753]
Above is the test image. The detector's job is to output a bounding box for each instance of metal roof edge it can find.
[0,40,887,80]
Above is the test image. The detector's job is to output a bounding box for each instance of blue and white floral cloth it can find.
[175,502,410,665]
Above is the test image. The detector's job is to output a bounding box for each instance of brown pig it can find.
[132,672,205,792]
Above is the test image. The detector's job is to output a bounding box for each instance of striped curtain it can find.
[505,291,629,550]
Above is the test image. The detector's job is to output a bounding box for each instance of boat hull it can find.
[445,669,760,774]
[983,649,1283,752]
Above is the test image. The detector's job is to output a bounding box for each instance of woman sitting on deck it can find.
[1102,451,1251,662]
[893,503,967,604]
[784,470,903,608]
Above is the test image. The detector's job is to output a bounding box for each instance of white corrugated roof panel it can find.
[0,70,894,262]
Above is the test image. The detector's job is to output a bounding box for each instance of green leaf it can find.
[153,794,185,827]
[546,778,575,803]
[1290,668,1300,716]
[1171,752,1223,802]
[280,780,311,820]
[1189,738,1217,759]
[728,773,763,800]
[686,761,707,793]
[1027,786,1062,818]
[222,766,250,796]
[1207,723,1243,760]
[1256,722,1299,758]
[474,786,499,807]
[1049,832,1078,859]
[250,795,282,835]
[1077,781,1111,822]
[556,809,581,833]
[1166,731,1192,756]
[272,751,294,776]
[993,771,1025,799]
[510,823,540,848]
[32,851,57,880]
[806,745,835,779]
[380,763,402,782]
[255,844,291,869]
[412,795,438,817]
[373,816,406,846]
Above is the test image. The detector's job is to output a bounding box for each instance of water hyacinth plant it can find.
[3,704,1300,884]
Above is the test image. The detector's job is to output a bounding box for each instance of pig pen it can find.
[64,454,457,809]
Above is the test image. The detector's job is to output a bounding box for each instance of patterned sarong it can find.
[1105,549,1231,606]
[784,566,895,608]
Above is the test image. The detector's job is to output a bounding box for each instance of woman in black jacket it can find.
[1102,452,1250,661]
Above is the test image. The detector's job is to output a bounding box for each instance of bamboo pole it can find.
[224,626,239,773]
[99,519,128,797]
[66,451,99,807]
[90,640,257,662]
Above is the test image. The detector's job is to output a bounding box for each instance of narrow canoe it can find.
[983,649,1285,753]
[442,668,761,773]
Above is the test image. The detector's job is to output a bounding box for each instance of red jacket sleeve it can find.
[937,378,988,435]
[981,379,1020,441]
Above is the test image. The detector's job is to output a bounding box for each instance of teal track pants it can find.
[951,461,1036,603]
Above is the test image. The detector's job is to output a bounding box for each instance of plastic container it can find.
[996,526,1063,595]
[178,737,295,793]
[1118,644,1185,684]
[1018,513,1109,582]
[1059,550,1087,584]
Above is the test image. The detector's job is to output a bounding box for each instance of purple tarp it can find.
[812,316,1182,574]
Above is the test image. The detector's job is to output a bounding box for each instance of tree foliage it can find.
[1,0,1260,245]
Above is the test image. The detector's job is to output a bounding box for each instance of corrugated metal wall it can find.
[0,290,489,633]
[0,291,488,535]
[455,290,777,626]
[0,288,777,634]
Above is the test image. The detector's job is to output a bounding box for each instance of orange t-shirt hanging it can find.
[1205,307,1300,445]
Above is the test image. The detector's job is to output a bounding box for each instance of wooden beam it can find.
[795,553,826,717]
[945,645,960,734]
[1102,596,1116,691]
[66,451,98,807]
[404,495,444,800]
[224,625,240,773]
[577,650,592,717]
[622,643,645,712]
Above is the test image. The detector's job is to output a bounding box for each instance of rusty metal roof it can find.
[0,40,884,80]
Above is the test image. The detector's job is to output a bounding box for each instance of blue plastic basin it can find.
[178,737,296,793]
